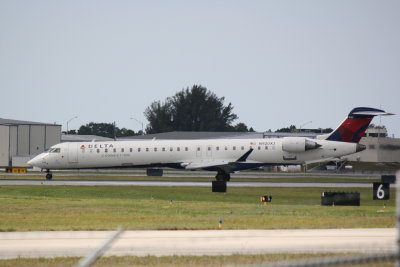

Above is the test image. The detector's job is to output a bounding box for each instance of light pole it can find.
[130,117,144,135]
[66,116,78,133]
[299,121,312,132]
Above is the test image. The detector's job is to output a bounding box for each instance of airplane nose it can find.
[27,156,42,167]
[27,158,37,166]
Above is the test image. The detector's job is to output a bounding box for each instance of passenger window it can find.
[105,149,108,153]
[146,148,149,152]
[113,148,116,153]
[185,147,188,151]
[177,147,180,152]
[233,146,236,150]
[241,146,244,150]
[154,148,157,152]
[225,146,228,151]
[170,147,173,152]
[265,146,268,150]
[258,146,261,150]
[197,147,201,151]
[216,146,219,151]
[130,148,133,152]
[97,149,100,153]
[162,148,166,152]
[121,148,124,153]
[138,148,141,152]
[208,147,211,151]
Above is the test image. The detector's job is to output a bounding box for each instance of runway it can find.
[0,228,395,259]
[0,179,372,187]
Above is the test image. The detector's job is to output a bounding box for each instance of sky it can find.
[1,1,399,136]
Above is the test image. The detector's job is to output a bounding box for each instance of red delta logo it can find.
[80,145,86,149]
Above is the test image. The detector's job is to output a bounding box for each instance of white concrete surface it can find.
[0,228,395,259]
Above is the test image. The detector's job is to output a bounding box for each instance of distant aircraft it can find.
[28,107,393,180]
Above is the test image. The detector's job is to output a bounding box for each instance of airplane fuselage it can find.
[28,138,360,171]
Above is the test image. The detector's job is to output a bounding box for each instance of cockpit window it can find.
[48,148,61,153]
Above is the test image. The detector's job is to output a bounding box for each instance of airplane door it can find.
[196,146,202,157]
[68,143,78,163]
[206,145,212,157]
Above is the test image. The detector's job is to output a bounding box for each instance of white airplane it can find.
[28,107,393,180]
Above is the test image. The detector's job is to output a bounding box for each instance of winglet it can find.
[236,148,254,162]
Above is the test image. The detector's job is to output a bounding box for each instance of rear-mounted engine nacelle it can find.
[282,137,321,153]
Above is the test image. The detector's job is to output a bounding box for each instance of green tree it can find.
[117,128,135,137]
[276,125,297,133]
[78,123,116,138]
[77,123,137,138]
[233,122,249,132]
[144,85,250,133]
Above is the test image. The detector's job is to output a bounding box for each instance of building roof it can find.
[118,131,257,140]
[0,118,61,126]
[62,134,114,142]
[263,132,319,138]
[118,131,320,140]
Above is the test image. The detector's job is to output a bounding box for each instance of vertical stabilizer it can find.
[324,107,393,143]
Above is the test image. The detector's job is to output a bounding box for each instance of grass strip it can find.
[0,253,395,267]
[0,185,395,231]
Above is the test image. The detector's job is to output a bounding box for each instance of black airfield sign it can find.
[373,182,390,200]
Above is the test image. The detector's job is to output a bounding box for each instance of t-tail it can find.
[321,107,394,143]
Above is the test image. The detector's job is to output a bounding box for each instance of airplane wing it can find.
[180,149,257,172]
[182,160,230,170]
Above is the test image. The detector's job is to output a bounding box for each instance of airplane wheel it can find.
[216,173,224,181]
[46,173,53,180]
[216,172,230,182]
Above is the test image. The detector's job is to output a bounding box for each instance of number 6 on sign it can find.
[373,183,390,200]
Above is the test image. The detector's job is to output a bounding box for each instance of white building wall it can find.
[346,137,400,163]
[0,126,10,166]
[29,125,45,156]
[0,120,61,168]
[45,125,61,149]
[377,138,400,162]
[9,126,18,158]
[17,125,30,156]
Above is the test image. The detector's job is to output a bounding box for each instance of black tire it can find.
[216,173,224,181]
[46,173,53,180]
[216,172,230,182]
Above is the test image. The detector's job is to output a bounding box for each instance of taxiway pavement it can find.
[0,228,395,259]
[0,179,372,187]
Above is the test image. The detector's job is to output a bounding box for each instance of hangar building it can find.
[0,118,61,168]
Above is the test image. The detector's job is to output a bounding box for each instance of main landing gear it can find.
[213,170,230,192]
[215,170,230,182]
[45,169,53,180]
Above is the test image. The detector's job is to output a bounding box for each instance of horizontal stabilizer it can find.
[352,111,394,116]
